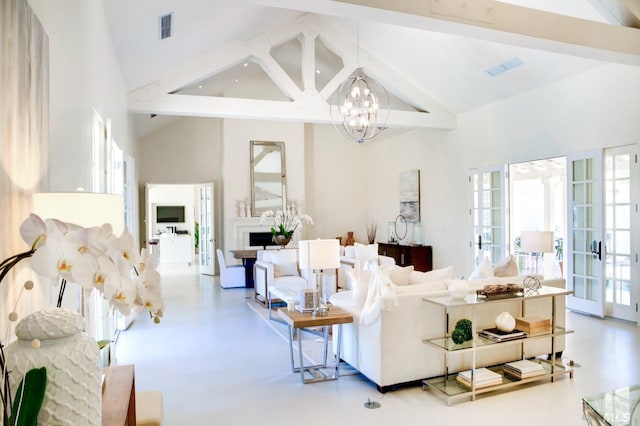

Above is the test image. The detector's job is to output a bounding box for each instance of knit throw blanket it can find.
[360,264,398,325]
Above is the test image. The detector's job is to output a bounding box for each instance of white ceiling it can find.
[101,0,639,138]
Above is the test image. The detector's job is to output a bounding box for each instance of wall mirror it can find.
[250,140,286,216]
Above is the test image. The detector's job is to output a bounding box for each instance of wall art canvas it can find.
[399,170,420,222]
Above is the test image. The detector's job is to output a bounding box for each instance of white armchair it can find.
[338,243,395,290]
[254,248,339,320]
[254,249,310,316]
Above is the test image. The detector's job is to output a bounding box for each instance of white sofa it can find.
[338,243,395,289]
[330,266,566,392]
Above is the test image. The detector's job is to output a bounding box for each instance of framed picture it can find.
[399,170,420,222]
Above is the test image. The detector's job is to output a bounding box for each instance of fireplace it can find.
[249,232,278,248]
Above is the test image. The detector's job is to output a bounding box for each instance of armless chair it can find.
[216,249,246,288]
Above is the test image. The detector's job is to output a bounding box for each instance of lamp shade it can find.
[299,239,340,270]
[520,231,554,253]
[32,192,125,236]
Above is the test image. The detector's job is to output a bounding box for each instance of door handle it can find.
[590,240,602,260]
[478,235,482,250]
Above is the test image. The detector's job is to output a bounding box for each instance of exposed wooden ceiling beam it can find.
[127,93,456,129]
[253,0,640,65]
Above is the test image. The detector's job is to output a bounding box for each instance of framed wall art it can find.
[399,170,420,222]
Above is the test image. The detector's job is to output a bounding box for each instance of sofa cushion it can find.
[393,280,448,294]
[409,265,453,284]
[493,255,519,277]
[263,250,299,277]
[389,265,414,286]
[468,257,494,279]
[346,269,373,307]
[354,242,379,261]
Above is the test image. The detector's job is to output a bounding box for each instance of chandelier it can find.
[332,68,389,144]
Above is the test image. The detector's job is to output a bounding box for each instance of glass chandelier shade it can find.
[332,69,389,144]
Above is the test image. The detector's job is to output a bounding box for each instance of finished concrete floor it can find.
[115,264,640,425]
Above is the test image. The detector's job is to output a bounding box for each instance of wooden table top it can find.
[278,306,353,329]
[229,249,258,259]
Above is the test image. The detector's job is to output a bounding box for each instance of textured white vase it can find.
[495,311,516,332]
[5,308,101,425]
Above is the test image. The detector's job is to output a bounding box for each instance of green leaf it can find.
[97,339,111,350]
[10,367,47,426]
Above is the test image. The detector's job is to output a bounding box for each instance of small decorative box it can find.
[300,289,316,310]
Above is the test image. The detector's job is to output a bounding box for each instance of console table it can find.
[378,243,433,272]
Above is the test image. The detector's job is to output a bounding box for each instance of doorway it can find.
[509,157,566,279]
[145,183,216,275]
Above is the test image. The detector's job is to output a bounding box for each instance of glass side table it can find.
[583,384,640,425]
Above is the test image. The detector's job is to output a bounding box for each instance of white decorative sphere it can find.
[448,280,468,299]
[495,311,516,332]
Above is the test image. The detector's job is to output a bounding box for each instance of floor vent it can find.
[159,13,173,40]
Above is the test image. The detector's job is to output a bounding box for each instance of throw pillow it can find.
[263,249,300,277]
[468,257,494,280]
[389,265,414,286]
[493,255,519,277]
[347,268,373,307]
[409,265,453,284]
[344,246,356,258]
[354,242,378,262]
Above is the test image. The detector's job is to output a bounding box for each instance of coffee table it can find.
[583,384,640,425]
[278,306,353,384]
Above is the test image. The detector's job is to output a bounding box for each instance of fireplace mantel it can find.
[231,217,299,249]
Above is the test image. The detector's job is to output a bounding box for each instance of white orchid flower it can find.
[112,229,139,268]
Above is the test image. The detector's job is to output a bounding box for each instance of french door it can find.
[198,183,215,275]
[604,146,637,322]
[469,166,507,272]
[566,150,605,317]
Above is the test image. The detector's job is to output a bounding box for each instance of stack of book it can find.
[478,327,526,342]
[503,359,546,380]
[456,367,502,389]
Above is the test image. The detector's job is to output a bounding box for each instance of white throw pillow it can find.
[347,269,373,307]
[263,250,299,277]
[468,257,494,280]
[409,265,453,284]
[389,265,414,286]
[493,255,519,277]
[354,242,378,262]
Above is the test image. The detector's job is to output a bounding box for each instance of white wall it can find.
[29,0,132,192]
[362,63,640,278]
[222,118,305,251]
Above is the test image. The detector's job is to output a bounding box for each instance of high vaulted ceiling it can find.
[101,0,640,138]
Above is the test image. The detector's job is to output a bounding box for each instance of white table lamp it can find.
[299,239,340,316]
[520,231,554,275]
[32,192,125,236]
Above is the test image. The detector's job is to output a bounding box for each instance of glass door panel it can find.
[199,183,215,275]
[567,150,604,317]
[470,166,506,272]
[604,146,636,321]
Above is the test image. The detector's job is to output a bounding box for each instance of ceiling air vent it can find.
[486,57,523,77]
[159,13,173,40]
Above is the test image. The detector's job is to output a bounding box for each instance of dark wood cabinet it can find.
[378,243,433,272]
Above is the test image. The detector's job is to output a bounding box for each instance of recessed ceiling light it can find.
[235,79,239,83]
[198,84,203,89]
[316,69,321,74]
[243,63,249,67]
